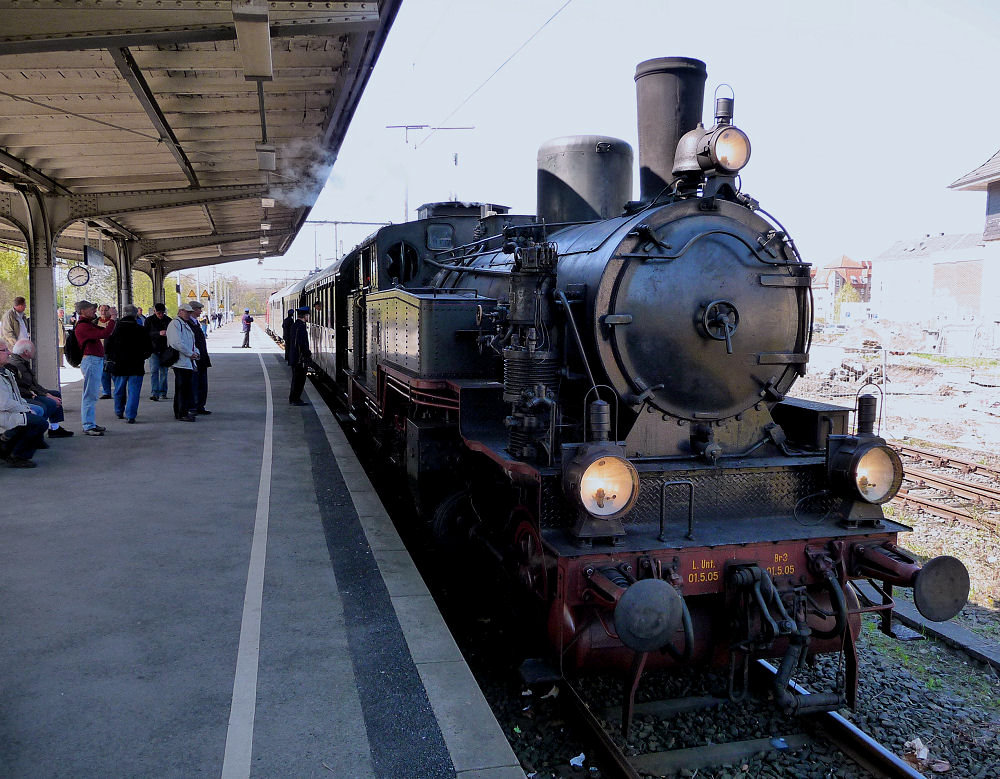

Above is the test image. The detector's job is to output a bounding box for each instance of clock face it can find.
[68,265,90,287]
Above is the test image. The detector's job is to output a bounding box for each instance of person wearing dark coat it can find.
[281,309,295,363]
[287,307,311,406]
[104,304,153,423]
[241,309,253,348]
[187,300,213,414]
[145,303,172,401]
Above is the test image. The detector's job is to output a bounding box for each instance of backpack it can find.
[158,347,180,368]
[64,327,84,367]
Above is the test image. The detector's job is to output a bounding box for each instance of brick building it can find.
[811,255,871,323]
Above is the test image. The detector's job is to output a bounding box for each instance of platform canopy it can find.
[0,0,400,276]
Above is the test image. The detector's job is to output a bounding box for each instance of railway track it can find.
[893,444,1000,481]
[558,662,924,779]
[891,444,1000,529]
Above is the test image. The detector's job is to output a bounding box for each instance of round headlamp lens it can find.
[710,126,751,173]
[853,445,903,504]
[578,456,639,518]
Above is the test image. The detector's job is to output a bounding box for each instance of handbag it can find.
[159,347,180,368]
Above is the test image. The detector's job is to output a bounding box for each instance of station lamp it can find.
[233,0,273,81]
[256,142,276,172]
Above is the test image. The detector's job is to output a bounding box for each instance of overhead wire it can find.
[416,0,576,148]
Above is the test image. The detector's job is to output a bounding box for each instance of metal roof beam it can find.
[0,147,70,194]
[47,183,281,233]
[0,10,379,56]
[130,229,292,259]
[109,47,199,187]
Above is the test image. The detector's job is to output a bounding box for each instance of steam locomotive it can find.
[269,57,969,719]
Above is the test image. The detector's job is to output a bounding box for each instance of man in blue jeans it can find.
[73,299,116,436]
[6,339,73,438]
[145,303,171,400]
[105,304,152,424]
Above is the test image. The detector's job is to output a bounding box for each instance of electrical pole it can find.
[385,124,474,220]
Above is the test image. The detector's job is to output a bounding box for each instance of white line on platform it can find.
[221,352,274,779]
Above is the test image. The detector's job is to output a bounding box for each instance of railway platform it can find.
[0,322,523,779]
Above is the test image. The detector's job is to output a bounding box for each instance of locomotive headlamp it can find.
[708,126,751,173]
[564,445,639,519]
[829,438,903,505]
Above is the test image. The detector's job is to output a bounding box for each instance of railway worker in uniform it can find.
[241,309,253,348]
[146,303,171,401]
[167,303,200,422]
[104,304,152,424]
[73,299,115,436]
[7,339,73,438]
[287,306,311,406]
[186,300,212,415]
[281,308,295,363]
[2,296,29,350]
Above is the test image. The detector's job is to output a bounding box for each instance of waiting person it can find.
[186,300,212,415]
[2,296,29,349]
[97,303,115,398]
[241,309,253,348]
[7,339,73,438]
[74,299,115,436]
[105,304,152,424]
[0,342,47,467]
[281,308,295,363]
[135,306,146,326]
[167,303,199,422]
[145,303,172,401]
[287,306,311,406]
[199,312,209,337]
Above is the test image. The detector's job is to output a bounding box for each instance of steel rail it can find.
[755,660,925,779]
[893,489,985,529]
[903,467,1000,508]
[557,680,640,779]
[559,670,922,779]
[893,444,1000,481]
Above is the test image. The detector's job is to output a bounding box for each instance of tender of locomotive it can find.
[272,57,969,718]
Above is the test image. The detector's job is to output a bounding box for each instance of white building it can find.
[869,234,1000,355]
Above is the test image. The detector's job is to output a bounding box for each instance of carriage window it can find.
[426,223,454,250]
[384,240,420,285]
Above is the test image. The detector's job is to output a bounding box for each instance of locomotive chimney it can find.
[634,57,707,202]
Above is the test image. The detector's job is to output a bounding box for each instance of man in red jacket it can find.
[73,300,116,436]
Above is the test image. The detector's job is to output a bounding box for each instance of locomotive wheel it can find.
[430,491,474,547]
[513,518,548,602]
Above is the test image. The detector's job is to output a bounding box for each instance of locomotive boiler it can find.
[276,57,970,719]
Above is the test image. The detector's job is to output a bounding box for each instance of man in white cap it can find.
[166,303,200,422]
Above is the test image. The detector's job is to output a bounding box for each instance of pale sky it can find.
[226,0,1000,287]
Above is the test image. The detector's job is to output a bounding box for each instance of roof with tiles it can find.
[875,233,989,262]
[950,148,1000,191]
